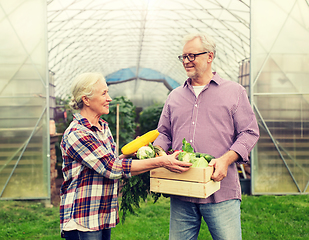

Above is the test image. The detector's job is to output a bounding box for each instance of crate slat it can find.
[150,166,220,198]
[150,178,220,198]
[150,167,214,183]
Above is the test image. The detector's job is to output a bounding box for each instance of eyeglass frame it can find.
[178,51,209,62]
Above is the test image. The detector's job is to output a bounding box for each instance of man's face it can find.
[182,38,208,80]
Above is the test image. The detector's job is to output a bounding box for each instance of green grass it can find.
[0,195,308,240]
[240,195,309,240]
[0,200,60,239]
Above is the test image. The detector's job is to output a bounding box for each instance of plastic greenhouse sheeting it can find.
[47,0,250,107]
[2,0,308,203]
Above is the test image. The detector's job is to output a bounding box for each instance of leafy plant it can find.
[101,96,137,149]
[120,103,166,221]
[120,172,150,222]
[139,103,164,134]
[54,96,75,134]
[120,172,164,222]
[54,96,75,167]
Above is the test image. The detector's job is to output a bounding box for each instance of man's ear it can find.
[207,52,214,63]
[82,96,90,107]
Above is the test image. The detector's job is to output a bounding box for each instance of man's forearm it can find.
[209,150,240,181]
[221,150,240,165]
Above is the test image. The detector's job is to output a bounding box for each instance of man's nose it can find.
[183,56,190,64]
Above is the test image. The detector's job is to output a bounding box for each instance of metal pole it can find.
[116,104,120,155]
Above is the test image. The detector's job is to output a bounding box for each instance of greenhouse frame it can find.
[0,0,308,202]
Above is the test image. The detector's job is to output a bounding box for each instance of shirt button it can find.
[195,104,198,107]
[190,140,193,143]
[192,122,195,125]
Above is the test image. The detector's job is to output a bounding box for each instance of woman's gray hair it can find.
[182,32,216,59]
[69,72,105,110]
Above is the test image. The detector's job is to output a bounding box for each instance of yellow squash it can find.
[121,129,160,155]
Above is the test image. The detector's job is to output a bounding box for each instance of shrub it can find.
[139,103,164,134]
[101,96,137,149]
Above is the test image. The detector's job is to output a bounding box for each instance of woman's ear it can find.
[82,96,90,107]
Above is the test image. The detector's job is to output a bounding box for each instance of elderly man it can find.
[154,32,259,240]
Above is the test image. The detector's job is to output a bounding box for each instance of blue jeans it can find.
[169,198,242,240]
[63,229,111,240]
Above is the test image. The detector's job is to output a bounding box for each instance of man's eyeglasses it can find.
[178,51,209,62]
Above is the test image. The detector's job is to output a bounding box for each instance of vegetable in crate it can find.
[182,138,194,153]
[178,138,215,168]
[136,143,155,159]
[178,151,196,163]
[191,157,209,168]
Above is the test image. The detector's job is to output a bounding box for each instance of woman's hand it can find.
[162,151,192,173]
[130,150,191,176]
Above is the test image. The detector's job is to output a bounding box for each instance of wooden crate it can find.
[150,167,220,198]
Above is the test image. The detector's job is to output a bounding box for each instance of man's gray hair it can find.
[183,32,216,59]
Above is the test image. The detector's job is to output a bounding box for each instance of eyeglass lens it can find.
[179,54,195,62]
[178,51,209,62]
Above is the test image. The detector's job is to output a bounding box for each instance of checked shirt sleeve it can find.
[64,128,131,179]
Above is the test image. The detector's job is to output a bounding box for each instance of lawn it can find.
[0,194,308,240]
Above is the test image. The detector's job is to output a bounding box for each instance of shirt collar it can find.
[73,113,107,130]
[183,72,223,88]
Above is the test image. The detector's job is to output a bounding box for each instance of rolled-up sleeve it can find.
[229,89,260,163]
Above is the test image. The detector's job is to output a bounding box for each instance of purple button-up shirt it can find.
[154,72,259,203]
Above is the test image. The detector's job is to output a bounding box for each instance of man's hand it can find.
[208,150,240,181]
[208,158,229,181]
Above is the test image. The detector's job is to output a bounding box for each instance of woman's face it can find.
[87,79,112,116]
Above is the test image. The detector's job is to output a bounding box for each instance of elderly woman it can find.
[60,72,191,240]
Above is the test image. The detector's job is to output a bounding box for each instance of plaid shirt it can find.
[60,113,132,232]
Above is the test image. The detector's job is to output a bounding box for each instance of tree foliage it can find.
[139,103,164,134]
[101,96,137,149]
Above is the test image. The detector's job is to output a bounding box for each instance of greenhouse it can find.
[0,0,308,203]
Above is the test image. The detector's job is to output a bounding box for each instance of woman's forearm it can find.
[129,152,192,175]
[130,157,164,176]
